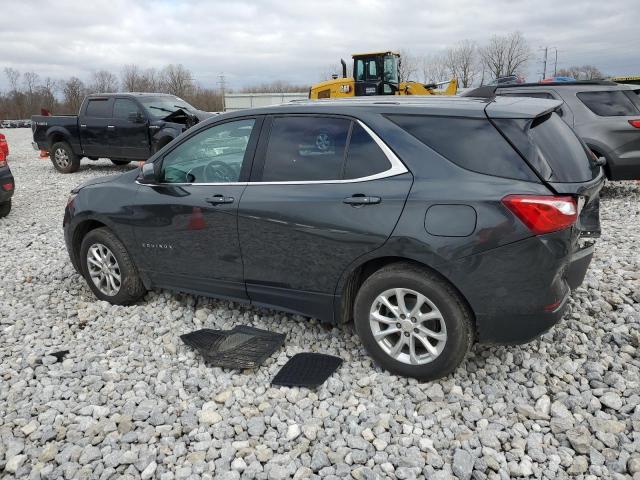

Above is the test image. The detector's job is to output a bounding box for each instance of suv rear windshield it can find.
[387,114,536,181]
[577,90,640,116]
[494,112,599,183]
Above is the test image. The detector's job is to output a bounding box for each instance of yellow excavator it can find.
[309,51,457,99]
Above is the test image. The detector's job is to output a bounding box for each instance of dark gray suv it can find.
[63,96,604,380]
[497,81,640,180]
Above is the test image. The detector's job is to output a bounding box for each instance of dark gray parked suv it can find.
[497,81,640,180]
[63,96,604,380]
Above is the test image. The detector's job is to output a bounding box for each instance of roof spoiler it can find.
[460,85,497,98]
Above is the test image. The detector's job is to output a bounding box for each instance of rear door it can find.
[237,115,413,321]
[112,98,150,159]
[80,97,114,157]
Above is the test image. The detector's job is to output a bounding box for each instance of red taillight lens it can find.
[502,195,577,235]
[628,120,640,128]
[2,182,13,191]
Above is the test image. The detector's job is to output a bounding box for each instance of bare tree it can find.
[420,54,449,84]
[318,62,351,81]
[121,64,142,92]
[160,64,194,98]
[241,81,308,93]
[480,32,531,80]
[397,49,418,82]
[90,70,119,93]
[62,77,86,113]
[4,68,21,92]
[556,65,604,80]
[445,40,479,87]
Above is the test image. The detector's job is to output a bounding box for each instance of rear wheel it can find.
[79,228,146,305]
[110,159,131,166]
[353,263,473,381]
[0,200,11,218]
[50,142,80,173]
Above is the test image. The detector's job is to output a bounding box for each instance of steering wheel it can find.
[204,161,238,183]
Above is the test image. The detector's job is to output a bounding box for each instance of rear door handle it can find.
[343,195,381,206]
[80,124,87,128]
[107,125,116,130]
[206,195,235,205]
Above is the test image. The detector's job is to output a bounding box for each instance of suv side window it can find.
[577,90,640,116]
[344,123,391,179]
[262,117,350,182]
[114,99,142,119]
[161,119,255,184]
[387,114,536,181]
[85,98,112,118]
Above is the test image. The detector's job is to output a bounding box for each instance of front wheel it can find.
[353,263,473,381]
[79,228,146,305]
[50,142,80,173]
[110,159,131,166]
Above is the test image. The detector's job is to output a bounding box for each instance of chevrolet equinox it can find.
[64,96,604,380]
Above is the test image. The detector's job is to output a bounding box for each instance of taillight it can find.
[628,120,640,128]
[2,182,13,191]
[502,195,577,235]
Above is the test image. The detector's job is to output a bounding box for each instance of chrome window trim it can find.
[137,119,408,187]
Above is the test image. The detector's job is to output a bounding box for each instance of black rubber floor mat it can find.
[271,353,343,388]
[181,326,285,370]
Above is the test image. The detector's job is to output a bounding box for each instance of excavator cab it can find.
[352,52,400,96]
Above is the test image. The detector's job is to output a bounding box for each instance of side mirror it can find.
[140,162,157,183]
[128,111,144,123]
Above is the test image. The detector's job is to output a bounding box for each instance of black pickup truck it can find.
[32,93,212,173]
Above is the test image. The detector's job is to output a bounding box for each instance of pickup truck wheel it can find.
[79,227,146,305]
[0,200,11,218]
[50,142,80,173]
[110,159,131,166]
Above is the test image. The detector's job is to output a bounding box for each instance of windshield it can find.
[383,55,399,84]
[138,96,195,119]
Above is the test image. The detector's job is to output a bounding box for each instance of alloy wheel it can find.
[86,243,121,296]
[369,288,447,365]
[54,148,70,168]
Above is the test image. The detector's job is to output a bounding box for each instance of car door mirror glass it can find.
[140,162,157,183]
[128,111,144,123]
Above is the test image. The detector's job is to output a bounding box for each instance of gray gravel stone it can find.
[0,128,638,480]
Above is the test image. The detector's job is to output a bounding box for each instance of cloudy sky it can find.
[1,0,639,91]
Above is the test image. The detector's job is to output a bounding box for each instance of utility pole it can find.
[218,73,226,112]
[553,47,558,77]
[542,47,548,80]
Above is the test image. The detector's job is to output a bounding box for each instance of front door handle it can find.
[206,195,235,205]
[107,125,116,130]
[343,195,381,206]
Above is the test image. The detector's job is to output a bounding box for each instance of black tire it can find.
[110,159,131,166]
[50,141,80,173]
[353,263,474,381]
[79,227,146,305]
[0,200,11,218]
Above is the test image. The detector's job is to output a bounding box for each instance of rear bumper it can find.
[440,229,595,345]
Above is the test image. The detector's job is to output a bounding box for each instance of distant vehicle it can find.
[0,144,14,217]
[612,75,640,86]
[0,121,11,129]
[0,133,9,157]
[487,75,525,86]
[540,76,576,83]
[64,96,602,380]
[497,80,640,180]
[31,93,211,173]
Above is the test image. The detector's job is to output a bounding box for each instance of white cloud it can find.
[1,0,639,90]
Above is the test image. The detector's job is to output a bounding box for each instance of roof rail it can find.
[460,85,497,98]
[496,80,617,88]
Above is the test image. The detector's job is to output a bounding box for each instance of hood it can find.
[162,108,212,128]
[70,170,137,193]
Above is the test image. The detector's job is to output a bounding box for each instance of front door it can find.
[237,115,413,321]
[81,97,114,157]
[112,98,151,159]
[132,117,260,299]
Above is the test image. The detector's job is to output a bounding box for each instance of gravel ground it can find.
[0,127,639,480]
